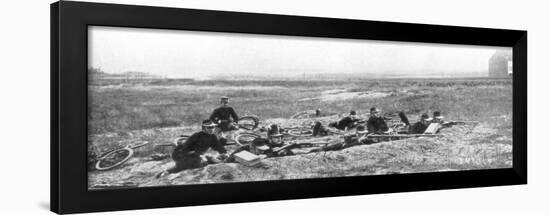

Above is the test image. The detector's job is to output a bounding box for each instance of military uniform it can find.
[335,116,360,130]
[167,131,227,173]
[209,106,239,131]
[409,122,429,134]
[367,116,389,134]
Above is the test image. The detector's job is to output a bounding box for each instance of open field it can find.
[89,78,512,134]
[88,78,513,188]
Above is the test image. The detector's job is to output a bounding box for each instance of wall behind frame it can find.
[1,0,547,214]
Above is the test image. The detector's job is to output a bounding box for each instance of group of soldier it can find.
[157,96,444,177]
[314,107,443,136]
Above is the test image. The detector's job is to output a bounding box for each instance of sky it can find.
[88,26,512,79]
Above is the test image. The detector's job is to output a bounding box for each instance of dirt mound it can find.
[89,118,512,189]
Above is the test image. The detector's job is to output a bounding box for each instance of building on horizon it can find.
[488,50,512,77]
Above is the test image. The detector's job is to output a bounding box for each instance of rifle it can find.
[441,120,478,127]
[272,141,324,153]
[364,134,440,138]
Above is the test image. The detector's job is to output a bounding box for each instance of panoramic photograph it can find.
[87,26,513,189]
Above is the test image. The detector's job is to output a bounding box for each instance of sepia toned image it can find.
[87,26,513,189]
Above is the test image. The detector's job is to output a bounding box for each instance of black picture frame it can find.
[51,1,527,214]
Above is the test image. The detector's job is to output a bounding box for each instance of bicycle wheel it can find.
[286,127,313,137]
[129,141,149,149]
[95,141,147,158]
[290,111,311,119]
[234,133,261,146]
[236,116,259,130]
[95,148,134,171]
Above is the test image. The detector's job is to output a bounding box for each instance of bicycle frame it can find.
[95,141,149,171]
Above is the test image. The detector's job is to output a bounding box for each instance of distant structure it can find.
[121,71,163,82]
[488,50,512,77]
[88,68,166,85]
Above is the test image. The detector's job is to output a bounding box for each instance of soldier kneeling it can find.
[157,120,228,178]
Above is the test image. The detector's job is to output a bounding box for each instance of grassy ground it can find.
[88,78,513,188]
[88,78,511,134]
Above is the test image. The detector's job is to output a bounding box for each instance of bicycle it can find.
[233,132,263,145]
[94,141,150,171]
[153,116,260,149]
[233,125,342,145]
[285,126,317,137]
[216,116,260,145]
[235,115,260,130]
[230,124,312,145]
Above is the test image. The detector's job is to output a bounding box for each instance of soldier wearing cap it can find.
[308,124,372,153]
[328,110,361,131]
[409,113,432,134]
[158,119,228,176]
[432,111,444,123]
[313,110,361,136]
[367,107,389,134]
[266,127,288,152]
[312,121,330,136]
[209,96,239,132]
